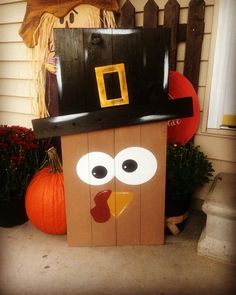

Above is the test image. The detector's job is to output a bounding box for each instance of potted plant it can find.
[0,125,50,227]
[165,142,214,235]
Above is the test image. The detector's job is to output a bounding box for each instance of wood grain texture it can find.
[61,133,92,246]
[163,0,180,71]
[61,122,167,246]
[32,97,193,139]
[53,28,170,116]
[184,0,205,91]
[118,0,135,28]
[114,125,141,245]
[140,122,166,245]
[87,129,116,246]
[143,0,159,28]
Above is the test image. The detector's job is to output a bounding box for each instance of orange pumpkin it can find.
[25,147,66,234]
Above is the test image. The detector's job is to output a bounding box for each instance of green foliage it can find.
[0,125,50,200]
[166,142,214,202]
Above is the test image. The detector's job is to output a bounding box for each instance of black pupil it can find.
[92,166,107,179]
[122,159,138,173]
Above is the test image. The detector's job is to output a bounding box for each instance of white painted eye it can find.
[115,147,157,185]
[76,152,114,185]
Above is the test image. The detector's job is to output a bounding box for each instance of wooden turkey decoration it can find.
[32,28,193,246]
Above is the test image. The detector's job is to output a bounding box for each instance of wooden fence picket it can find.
[184,0,205,91]
[143,0,159,28]
[163,0,180,71]
[117,0,205,90]
[118,0,135,28]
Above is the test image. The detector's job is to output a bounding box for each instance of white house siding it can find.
[0,0,36,128]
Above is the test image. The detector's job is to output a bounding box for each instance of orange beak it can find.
[107,191,134,217]
[90,190,134,223]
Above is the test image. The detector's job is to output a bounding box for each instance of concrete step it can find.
[197,173,236,264]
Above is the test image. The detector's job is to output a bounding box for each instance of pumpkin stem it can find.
[47,147,63,173]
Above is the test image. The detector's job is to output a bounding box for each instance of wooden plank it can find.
[111,28,143,105]
[54,29,85,115]
[141,28,170,103]
[114,125,141,245]
[140,121,166,245]
[61,123,167,246]
[143,0,159,28]
[54,28,114,115]
[184,0,205,91]
[178,23,187,42]
[61,133,92,246]
[118,0,135,28]
[83,29,113,111]
[163,0,180,71]
[87,129,116,246]
[54,28,171,117]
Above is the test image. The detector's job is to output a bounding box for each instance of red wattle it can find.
[90,190,112,223]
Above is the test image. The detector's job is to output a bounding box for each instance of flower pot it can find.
[165,198,191,235]
[0,197,28,227]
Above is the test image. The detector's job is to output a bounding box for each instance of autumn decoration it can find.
[0,125,50,227]
[25,147,66,234]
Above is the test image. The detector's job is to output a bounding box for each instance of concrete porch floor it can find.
[0,210,235,295]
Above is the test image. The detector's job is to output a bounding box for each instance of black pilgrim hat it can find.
[32,28,193,138]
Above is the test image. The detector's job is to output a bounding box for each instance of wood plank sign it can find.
[31,28,194,246]
[32,28,193,138]
[61,121,167,246]
[54,28,170,115]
